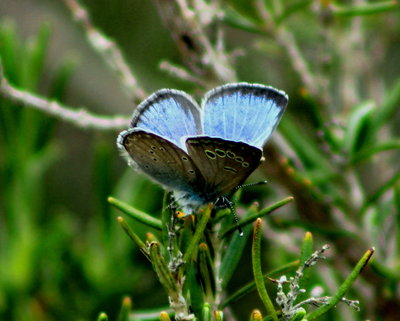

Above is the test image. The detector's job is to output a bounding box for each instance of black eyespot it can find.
[182,156,188,161]
[152,158,157,161]
[159,147,165,151]
[227,151,235,158]
[235,156,244,162]
[205,150,216,159]
[215,149,226,157]
[224,166,237,173]
[188,170,195,174]
[151,146,157,150]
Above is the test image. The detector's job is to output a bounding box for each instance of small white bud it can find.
[311,286,324,297]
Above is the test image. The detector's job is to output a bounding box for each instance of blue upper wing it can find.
[202,83,288,149]
[131,89,202,150]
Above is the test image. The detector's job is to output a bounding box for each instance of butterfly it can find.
[117,82,288,214]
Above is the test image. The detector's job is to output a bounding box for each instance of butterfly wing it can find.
[202,83,288,149]
[131,89,202,150]
[186,136,262,196]
[118,129,205,193]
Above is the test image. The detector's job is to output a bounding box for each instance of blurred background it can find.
[0,0,399,320]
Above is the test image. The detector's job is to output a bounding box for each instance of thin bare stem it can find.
[255,0,327,104]
[153,0,237,83]
[159,61,208,87]
[276,27,321,99]
[0,68,129,131]
[64,0,147,103]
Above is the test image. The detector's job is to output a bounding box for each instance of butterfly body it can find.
[117,83,288,213]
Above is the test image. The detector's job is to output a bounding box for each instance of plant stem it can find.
[252,218,278,321]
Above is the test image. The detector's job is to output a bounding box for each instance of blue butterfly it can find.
[117,83,288,213]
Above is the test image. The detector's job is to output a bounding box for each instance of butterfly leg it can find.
[214,196,243,236]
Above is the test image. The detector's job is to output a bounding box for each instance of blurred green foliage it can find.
[0,1,399,321]
[0,20,162,321]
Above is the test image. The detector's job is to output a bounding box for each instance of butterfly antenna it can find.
[234,180,268,191]
[224,181,268,236]
[227,200,243,236]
